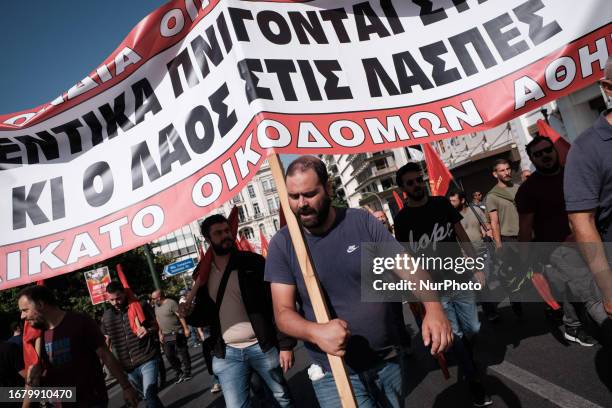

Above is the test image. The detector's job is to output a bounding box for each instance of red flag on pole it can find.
[260,230,269,258]
[116,263,147,336]
[392,191,404,210]
[536,119,571,165]
[422,143,453,196]
[240,236,256,253]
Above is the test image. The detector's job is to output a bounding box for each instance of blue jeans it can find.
[127,358,164,408]
[212,343,292,408]
[311,357,404,408]
[440,289,480,338]
[440,290,480,381]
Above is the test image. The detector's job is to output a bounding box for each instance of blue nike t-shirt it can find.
[265,208,404,372]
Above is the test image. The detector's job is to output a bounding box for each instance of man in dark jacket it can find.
[184,214,295,408]
[102,282,164,407]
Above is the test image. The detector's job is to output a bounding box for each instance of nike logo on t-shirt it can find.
[346,245,359,253]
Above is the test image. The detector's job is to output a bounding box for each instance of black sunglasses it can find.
[532,146,554,158]
[404,176,424,187]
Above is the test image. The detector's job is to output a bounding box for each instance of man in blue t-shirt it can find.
[265,156,452,408]
[565,57,612,322]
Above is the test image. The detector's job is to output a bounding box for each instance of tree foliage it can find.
[1,247,174,338]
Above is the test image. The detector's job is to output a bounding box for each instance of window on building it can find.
[233,193,242,203]
[262,179,272,191]
[238,206,246,223]
[259,223,266,235]
[437,140,446,153]
[241,227,254,240]
[374,159,388,170]
[273,219,279,231]
[253,203,261,217]
[381,177,393,190]
[247,184,256,198]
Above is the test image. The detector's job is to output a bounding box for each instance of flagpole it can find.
[268,153,357,408]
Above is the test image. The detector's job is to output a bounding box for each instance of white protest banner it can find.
[1,0,610,289]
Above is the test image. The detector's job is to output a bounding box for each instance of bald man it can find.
[152,290,192,383]
[372,210,393,234]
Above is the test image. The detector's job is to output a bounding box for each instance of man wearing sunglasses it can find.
[516,136,606,346]
[393,162,491,407]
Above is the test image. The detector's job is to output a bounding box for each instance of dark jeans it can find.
[163,333,191,377]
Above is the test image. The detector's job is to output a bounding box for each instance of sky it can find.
[0,1,298,166]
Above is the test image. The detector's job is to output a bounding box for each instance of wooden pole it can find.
[268,153,357,408]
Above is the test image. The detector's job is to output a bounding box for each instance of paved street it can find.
[108,302,611,407]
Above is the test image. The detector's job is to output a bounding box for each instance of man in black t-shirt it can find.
[394,162,491,407]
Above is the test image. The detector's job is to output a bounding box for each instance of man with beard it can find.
[187,214,295,408]
[17,285,139,407]
[102,282,164,407]
[472,191,486,211]
[516,136,606,345]
[486,159,524,317]
[486,159,520,251]
[393,162,491,407]
[266,156,452,408]
[151,290,192,383]
[449,192,499,322]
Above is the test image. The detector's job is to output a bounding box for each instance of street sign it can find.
[164,258,196,276]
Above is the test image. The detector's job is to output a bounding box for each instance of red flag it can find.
[116,263,147,336]
[422,143,452,196]
[536,119,571,165]
[392,191,404,210]
[531,272,561,310]
[23,280,46,374]
[260,230,269,258]
[239,236,256,253]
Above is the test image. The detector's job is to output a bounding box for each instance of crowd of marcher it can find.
[2,58,611,408]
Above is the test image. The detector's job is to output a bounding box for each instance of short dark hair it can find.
[17,285,57,307]
[10,321,21,333]
[200,214,229,239]
[105,281,125,295]
[525,135,554,157]
[492,159,510,171]
[449,191,466,201]
[286,156,329,186]
[395,162,422,187]
[472,191,482,197]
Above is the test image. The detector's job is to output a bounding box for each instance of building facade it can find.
[151,160,281,263]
